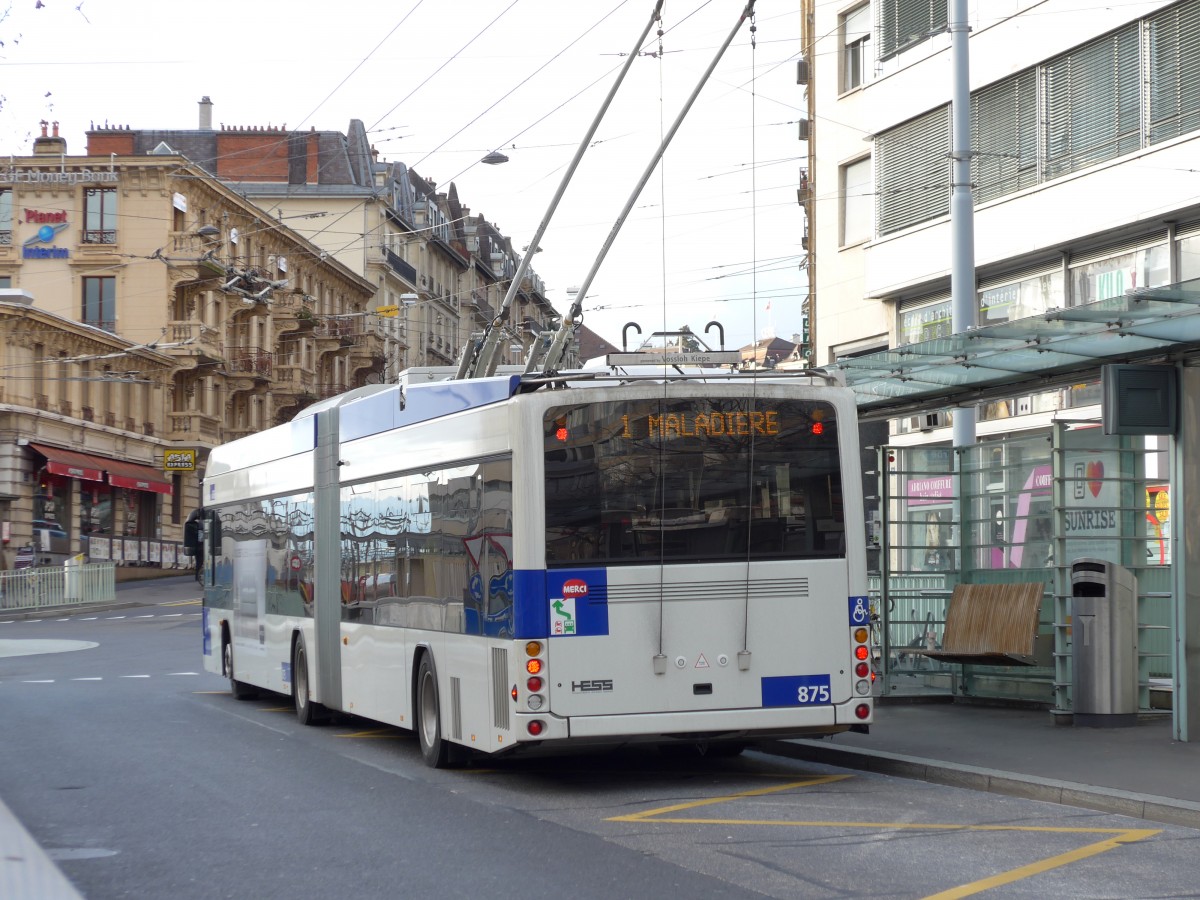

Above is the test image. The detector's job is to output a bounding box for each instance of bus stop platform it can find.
[764,699,1200,829]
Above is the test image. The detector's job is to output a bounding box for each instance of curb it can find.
[760,739,1200,830]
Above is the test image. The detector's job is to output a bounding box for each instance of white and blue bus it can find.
[199,368,874,766]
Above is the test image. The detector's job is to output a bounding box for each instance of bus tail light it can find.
[527,720,545,736]
[854,703,870,720]
[521,642,547,714]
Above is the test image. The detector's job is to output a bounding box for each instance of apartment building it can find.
[86,102,569,374]
[0,123,376,565]
[807,0,1200,413]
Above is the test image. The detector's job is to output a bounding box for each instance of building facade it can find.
[86,103,571,376]
[0,124,377,566]
[803,0,1200,728]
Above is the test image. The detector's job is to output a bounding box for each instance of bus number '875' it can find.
[798,684,830,704]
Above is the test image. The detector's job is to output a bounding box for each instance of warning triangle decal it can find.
[695,653,710,669]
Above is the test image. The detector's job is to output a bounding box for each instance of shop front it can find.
[27,443,179,568]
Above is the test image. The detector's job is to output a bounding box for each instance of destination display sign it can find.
[622,410,782,439]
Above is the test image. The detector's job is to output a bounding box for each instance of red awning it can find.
[105,458,174,495]
[29,443,105,483]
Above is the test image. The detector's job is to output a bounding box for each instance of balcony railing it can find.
[167,411,221,442]
[168,321,222,359]
[384,247,417,283]
[82,229,117,244]
[227,347,273,378]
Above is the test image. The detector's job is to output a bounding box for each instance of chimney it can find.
[199,96,213,130]
[33,119,68,156]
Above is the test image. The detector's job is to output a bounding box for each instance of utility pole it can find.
[950,0,976,447]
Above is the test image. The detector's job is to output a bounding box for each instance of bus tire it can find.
[223,637,257,701]
[292,638,326,726]
[416,653,451,768]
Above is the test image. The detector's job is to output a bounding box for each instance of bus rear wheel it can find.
[223,638,257,701]
[416,654,451,768]
[292,639,325,726]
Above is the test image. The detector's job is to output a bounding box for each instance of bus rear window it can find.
[544,398,846,566]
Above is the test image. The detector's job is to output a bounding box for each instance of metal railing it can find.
[0,562,116,611]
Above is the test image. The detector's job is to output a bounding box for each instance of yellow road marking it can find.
[923,828,1160,900]
[608,776,851,821]
[607,778,1162,899]
[334,728,405,739]
[259,707,292,713]
[162,599,201,606]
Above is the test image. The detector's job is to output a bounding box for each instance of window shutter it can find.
[1148,0,1200,145]
[878,0,947,62]
[876,105,950,236]
[971,70,1038,204]
[1044,24,1140,179]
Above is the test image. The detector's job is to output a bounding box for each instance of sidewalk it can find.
[765,699,1200,828]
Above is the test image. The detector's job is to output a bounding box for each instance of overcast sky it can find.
[0,0,806,352]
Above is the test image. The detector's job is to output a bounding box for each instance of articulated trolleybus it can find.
[199,367,874,766]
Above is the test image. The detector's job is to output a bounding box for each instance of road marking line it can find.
[80,617,98,621]
[162,613,183,618]
[72,677,103,681]
[22,679,55,683]
[260,707,293,713]
[168,672,199,676]
[106,616,127,620]
[607,776,851,822]
[135,615,155,618]
[56,618,71,622]
[608,780,1161,900]
[335,729,405,739]
[922,827,1160,900]
[119,675,151,679]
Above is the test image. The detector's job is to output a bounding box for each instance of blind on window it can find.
[842,157,873,245]
[972,70,1038,204]
[844,3,870,46]
[875,105,950,236]
[1044,24,1141,179]
[1149,0,1200,145]
[877,0,947,61]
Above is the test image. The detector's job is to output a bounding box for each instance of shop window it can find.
[899,299,951,345]
[1070,245,1168,305]
[81,487,114,535]
[978,271,1064,325]
[1178,233,1200,281]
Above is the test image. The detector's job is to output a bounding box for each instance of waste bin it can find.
[1070,558,1138,727]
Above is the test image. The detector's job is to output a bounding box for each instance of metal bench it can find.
[918,582,1049,667]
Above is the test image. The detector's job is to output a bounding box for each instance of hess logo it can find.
[562,578,589,599]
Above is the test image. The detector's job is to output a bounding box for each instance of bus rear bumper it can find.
[515,700,871,743]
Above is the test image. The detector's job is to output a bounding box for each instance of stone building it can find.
[86,102,571,374]
[0,123,377,567]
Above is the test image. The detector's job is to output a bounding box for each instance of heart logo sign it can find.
[1086,460,1104,498]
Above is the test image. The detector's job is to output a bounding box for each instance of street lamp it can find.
[481,151,509,165]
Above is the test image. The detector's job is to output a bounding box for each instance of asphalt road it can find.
[3,603,1199,900]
